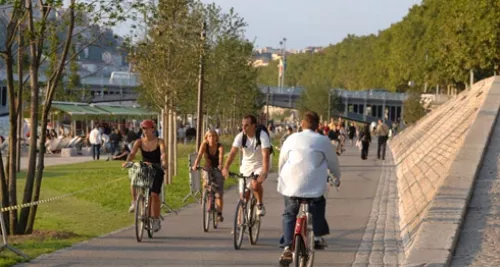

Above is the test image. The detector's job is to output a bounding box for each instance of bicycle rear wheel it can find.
[248,197,261,245]
[202,189,210,232]
[135,194,145,242]
[233,200,245,250]
[294,235,307,267]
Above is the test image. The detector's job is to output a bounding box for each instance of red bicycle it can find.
[282,176,339,267]
[290,198,315,267]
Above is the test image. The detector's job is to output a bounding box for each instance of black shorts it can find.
[151,169,164,194]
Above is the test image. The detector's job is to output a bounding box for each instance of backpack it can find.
[242,125,274,154]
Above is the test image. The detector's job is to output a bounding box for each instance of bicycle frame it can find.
[293,202,312,250]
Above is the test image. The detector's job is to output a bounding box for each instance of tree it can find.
[403,93,428,124]
[0,0,141,235]
[256,0,500,97]
[132,1,260,131]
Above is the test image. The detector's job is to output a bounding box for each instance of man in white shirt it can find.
[222,115,271,216]
[277,111,341,265]
[89,124,102,160]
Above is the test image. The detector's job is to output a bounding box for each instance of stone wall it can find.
[389,77,495,256]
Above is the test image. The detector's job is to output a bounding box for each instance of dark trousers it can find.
[282,196,329,247]
[110,143,118,156]
[377,136,388,160]
[361,141,370,160]
[92,144,101,160]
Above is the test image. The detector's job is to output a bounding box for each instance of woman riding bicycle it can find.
[123,120,167,232]
[192,129,225,222]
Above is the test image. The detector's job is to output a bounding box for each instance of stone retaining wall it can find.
[389,77,495,261]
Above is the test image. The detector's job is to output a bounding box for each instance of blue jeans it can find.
[282,196,329,247]
[91,144,101,160]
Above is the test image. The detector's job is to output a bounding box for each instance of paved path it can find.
[2,155,97,171]
[451,112,500,266]
[16,144,396,267]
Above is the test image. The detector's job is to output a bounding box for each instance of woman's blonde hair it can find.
[203,129,219,144]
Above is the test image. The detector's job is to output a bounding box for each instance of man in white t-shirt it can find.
[222,115,271,216]
[88,124,102,160]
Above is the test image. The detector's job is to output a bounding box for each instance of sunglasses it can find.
[141,127,151,130]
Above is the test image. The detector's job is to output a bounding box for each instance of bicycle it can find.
[124,161,164,242]
[194,166,219,232]
[281,175,340,267]
[229,172,261,250]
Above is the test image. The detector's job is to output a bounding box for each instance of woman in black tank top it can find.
[192,129,225,221]
[123,120,167,232]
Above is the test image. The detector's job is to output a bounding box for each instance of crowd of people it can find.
[123,112,397,265]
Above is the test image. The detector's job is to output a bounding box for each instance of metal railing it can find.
[333,89,408,101]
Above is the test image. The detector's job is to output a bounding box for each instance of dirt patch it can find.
[8,230,80,243]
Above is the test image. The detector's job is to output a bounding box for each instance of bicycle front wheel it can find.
[248,197,261,245]
[146,194,153,239]
[233,200,245,250]
[135,194,145,242]
[202,189,210,232]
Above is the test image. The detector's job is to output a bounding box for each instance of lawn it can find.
[0,134,282,267]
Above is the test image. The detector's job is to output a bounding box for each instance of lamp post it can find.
[195,21,207,151]
[279,37,287,89]
[328,89,331,120]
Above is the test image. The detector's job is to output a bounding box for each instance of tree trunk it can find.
[19,0,41,234]
[0,149,10,233]
[25,105,49,233]
[162,99,170,184]
[16,28,23,173]
[5,49,19,234]
[173,110,177,176]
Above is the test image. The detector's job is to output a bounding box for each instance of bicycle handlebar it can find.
[327,174,340,191]
[191,166,212,172]
[123,161,166,171]
[229,172,259,180]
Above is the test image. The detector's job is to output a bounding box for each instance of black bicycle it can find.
[229,172,261,250]
[195,166,219,232]
[124,161,164,242]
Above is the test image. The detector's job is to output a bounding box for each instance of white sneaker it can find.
[153,218,161,232]
[256,204,266,216]
[128,203,135,213]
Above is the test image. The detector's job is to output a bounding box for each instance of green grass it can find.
[0,134,282,267]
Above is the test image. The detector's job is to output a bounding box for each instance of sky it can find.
[114,0,422,50]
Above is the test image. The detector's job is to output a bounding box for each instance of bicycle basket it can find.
[129,163,157,189]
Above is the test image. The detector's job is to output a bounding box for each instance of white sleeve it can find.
[232,132,243,148]
[260,131,271,149]
[323,137,341,179]
[278,135,291,174]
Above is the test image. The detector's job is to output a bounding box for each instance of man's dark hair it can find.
[303,111,319,130]
[243,114,257,125]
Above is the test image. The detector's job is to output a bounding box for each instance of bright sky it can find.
[114,0,422,50]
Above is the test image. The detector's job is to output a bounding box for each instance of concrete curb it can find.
[403,76,500,267]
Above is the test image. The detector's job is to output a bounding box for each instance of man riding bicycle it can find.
[277,111,341,265]
[222,114,271,217]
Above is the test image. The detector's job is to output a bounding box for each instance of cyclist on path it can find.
[192,129,226,222]
[122,120,167,232]
[277,111,341,265]
[222,114,271,217]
